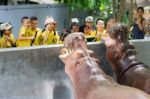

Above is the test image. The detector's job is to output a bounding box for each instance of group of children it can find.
[0,15,111,48]
[0,16,60,48]
[0,6,149,49]
[61,16,107,42]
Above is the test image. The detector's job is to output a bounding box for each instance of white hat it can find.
[71,18,79,23]
[44,16,55,25]
[0,22,12,31]
[85,16,94,22]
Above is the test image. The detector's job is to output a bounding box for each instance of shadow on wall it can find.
[53,83,71,99]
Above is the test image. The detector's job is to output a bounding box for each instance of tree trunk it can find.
[112,0,116,19]
[116,0,126,22]
[128,0,134,27]
[128,0,137,26]
[69,6,71,25]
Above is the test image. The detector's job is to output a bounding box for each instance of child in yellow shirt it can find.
[42,16,60,45]
[0,22,16,48]
[95,19,106,42]
[17,16,33,47]
[30,16,42,46]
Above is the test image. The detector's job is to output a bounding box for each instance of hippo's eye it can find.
[78,36,85,41]
[82,36,85,40]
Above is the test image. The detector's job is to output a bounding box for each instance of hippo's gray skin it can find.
[59,33,150,99]
[104,23,150,94]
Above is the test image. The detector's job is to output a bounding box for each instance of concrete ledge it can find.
[0,40,150,99]
[130,39,150,65]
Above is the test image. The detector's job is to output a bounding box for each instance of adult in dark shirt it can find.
[132,7,147,39]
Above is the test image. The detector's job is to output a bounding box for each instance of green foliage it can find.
[55,0,112,13]
[55,0,114,23]
[99,0,112,20]
[54,0,129,24]
[55,0,97,10]
[122,10,129,24]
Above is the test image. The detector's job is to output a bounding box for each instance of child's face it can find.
[22,19,30,28]
[85,21,93,28]
[97,20,104,30]
[106,19,115,31]
[84,26,90,34]
[47,23,55,31]
[4,29,12,36]
[72,25,79,32]
[30,20,38,30]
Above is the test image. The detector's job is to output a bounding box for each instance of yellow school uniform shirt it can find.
[84,30,96,42]
[17,26,32,47]
[18,26,31,37]
[95,30,106,42]
[54,31,63,44]
[0,34,15,48]
[42,30,60,45]
[29,28,42,46]
[84,30,96,38]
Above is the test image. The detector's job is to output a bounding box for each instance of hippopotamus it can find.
[59,32,150,99]
[104,23,150,94]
